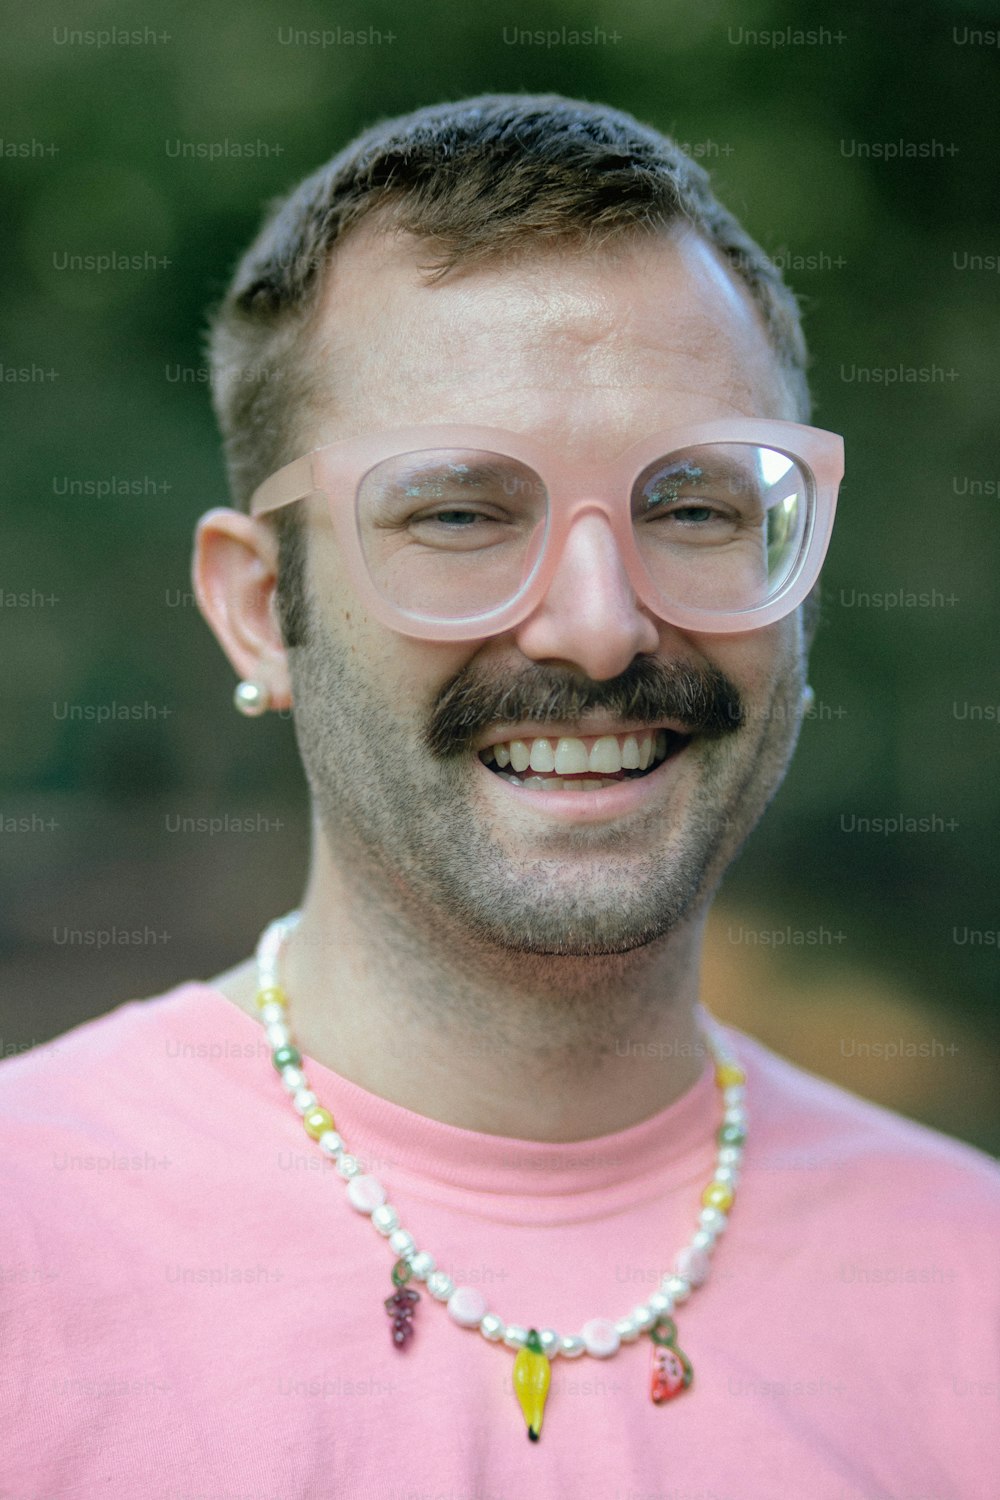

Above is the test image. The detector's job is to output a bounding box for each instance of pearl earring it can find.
[801,684,816,712]
[233,680,270,717]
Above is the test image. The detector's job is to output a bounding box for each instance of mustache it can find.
[424,656,745,759]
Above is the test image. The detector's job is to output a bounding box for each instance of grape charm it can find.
[385,1258,420,1348]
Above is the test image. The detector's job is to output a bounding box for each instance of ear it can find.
[191,508,293,711]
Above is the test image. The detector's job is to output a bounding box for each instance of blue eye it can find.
[428,511,479,527]
[666,505,716,524]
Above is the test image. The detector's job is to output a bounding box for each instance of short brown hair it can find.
[206,93,815,642]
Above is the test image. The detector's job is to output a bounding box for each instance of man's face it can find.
[283,224,808,956]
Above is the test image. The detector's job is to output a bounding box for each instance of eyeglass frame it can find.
[248,419,845,640]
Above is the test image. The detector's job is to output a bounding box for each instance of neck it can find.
[272,834,709,1143]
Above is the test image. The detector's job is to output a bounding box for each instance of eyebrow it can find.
[641,454,757,486]
[395,457,532,490]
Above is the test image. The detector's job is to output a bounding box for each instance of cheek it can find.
[315,596,476,732]
[693,618,802,702]
[308,516,475,709]
[381,639,477,722]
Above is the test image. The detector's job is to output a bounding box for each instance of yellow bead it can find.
[702,1181,734,1212]
[715,1062,745,1088]
[256,986,288,1010]
[304,1106,335,1140]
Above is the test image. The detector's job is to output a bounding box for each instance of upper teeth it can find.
[482,730,667,775]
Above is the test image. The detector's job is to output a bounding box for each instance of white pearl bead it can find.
[632,1303,656,1331]
[503,1325,528,1349]
[318,1131,343,1157]
[389,1229,415,1257]
[336,1154,360,1178]
[292,1088,318,1114]
[691,1228,715,1253]
[480,1313,505,1341]
[259,1001,286,1026]
[281,1066,306,1091]
[560,1334,586,1358]
[346,1175,386,1213]
[663,1274,691,1304]
[581,1317,621,1358]
[724,1107,747,1127]
[718,1145,742,1168]
[648,1290,674,1315]
[409,1251,435,1281]
[537,1328,560,1358]
[266,1023,291,1049]
[614,1316,640,1342]
[370,1204,399,1235]
[448,1286,488,1328]
[426,1270,454,1301]
[699,1207,727,1234]
[714,1165,739,1188]
[723,1085,745,1106]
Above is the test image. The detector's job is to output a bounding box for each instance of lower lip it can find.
[474,745,690,824]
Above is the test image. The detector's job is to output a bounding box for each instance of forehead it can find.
[302,222,794,448]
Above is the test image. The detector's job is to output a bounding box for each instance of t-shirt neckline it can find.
[187,981,724,1208]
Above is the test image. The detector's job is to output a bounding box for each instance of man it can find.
[3,94,997,1497]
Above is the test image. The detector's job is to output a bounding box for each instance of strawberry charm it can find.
[649,1316,693,1403]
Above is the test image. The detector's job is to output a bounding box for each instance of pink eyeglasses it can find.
[249,420,844,640]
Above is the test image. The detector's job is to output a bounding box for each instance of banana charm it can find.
[512,1328,552,1441]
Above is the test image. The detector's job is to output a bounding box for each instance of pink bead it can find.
[447,1285,488,1328]
[674,1246,710,1287]
[581,1317,621,1358]
[346,1174,387,1213]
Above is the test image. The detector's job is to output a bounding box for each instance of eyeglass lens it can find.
[355,443,811,621]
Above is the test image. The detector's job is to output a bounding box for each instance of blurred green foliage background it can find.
[2,0,998,1149]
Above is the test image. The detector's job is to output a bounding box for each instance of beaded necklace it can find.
[255,910,747,1441]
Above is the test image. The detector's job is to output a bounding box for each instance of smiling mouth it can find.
[477,728,692,790]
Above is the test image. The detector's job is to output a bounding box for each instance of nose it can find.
[513,511,661,680]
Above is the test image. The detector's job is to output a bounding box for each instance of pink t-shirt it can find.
[2,982,998,1499]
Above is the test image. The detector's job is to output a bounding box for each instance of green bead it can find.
[271,1044,302,1071]
[391,1258,412,1287]
[717,1121,746,1147]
